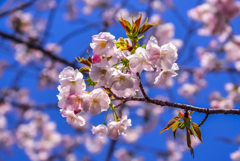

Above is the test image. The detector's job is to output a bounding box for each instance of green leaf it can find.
[159,117,181,134]
[141,44,146,49]
[138,35,144,40]
[172,120,180,139]
[86,77,97,88]
[184,117,191,129]
[187,129,194,158]
[179,122,185,129]
[191,122,203,143]
[173,129,177,139]
[172,120,180,132]
[79,67,90,72]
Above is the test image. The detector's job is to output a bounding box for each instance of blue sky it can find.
[0,0,240,160]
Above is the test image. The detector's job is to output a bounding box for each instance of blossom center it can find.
[99,41,107,48]
[70,81,76,85]
[118,76,125,82]
[75,97,83,103]
[92,98,99,104]
[68,115,75,121]
[101,69,107,75]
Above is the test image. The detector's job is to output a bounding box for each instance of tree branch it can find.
[113,96,240,115]
[0,1,35,18]
[105,140,117,161]
[0,30,78,68]
[198,109,209,127]
[137,72,151,101]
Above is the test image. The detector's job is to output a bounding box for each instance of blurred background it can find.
[0,0,240,160]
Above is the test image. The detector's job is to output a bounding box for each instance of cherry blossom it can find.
[90,58,114,86]
[91,124,108,137]
[128,47,153,74]
[154,63,179,85]
[59,66,86,94]
[83,88,110,116]
[90,32,116,56]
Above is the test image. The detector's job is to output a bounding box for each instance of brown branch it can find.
[198,108,210,127]
[0,30,78,68]
[0,1,35,18]
[114,100,127,109]
[136,72,151,101]
[112,96,240,115]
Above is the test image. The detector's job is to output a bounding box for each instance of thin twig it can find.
[136,73,151,101]
[198,109,209,127]
[114,100,127,109]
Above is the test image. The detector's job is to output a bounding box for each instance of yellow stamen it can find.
[92,99,99,104]
[99,41,107,48]
[101,69,107,75]
[118,76,125,82]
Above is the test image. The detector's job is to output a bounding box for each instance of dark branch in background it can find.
[105,140,117,161]
[180,66,239,73]
[216,137,240,145]
[198,109,209,127]
[58,23,100,45]
[0,30,78,68]
[0,1,35,18]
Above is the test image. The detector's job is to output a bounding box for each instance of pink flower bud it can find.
[92,54,102,64]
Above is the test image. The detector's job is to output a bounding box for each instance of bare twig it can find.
[198,109,209,127]
[114,100,127,109]
[136,72,151,101]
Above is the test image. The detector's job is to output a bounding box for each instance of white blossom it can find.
[146,36,161,66]
[91,124,108,137]
[59,66,86,94]
[83,88,110,116]
[107,115,132,140]
[156,42,178,70]
[154,63,178,85]
[108,70,135,91]
[89,58,114,86]
[90,32,115,56]
[128,47,153,74]
[61,108,85,126]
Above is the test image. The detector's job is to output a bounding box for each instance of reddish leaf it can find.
[134,13,142,31]
[159,117,181,134]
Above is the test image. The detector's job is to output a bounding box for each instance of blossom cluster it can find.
[57,32,179,140]
[188,0,240,36]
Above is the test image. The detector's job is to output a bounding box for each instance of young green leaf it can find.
[172,120,180,132]
[191,122,203,143]
[184,117,191,129]
[179,122,185,129]
[159,117,181,134]
[187,129,194,158]
[173,129,177,139]
[79,67,90,72]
